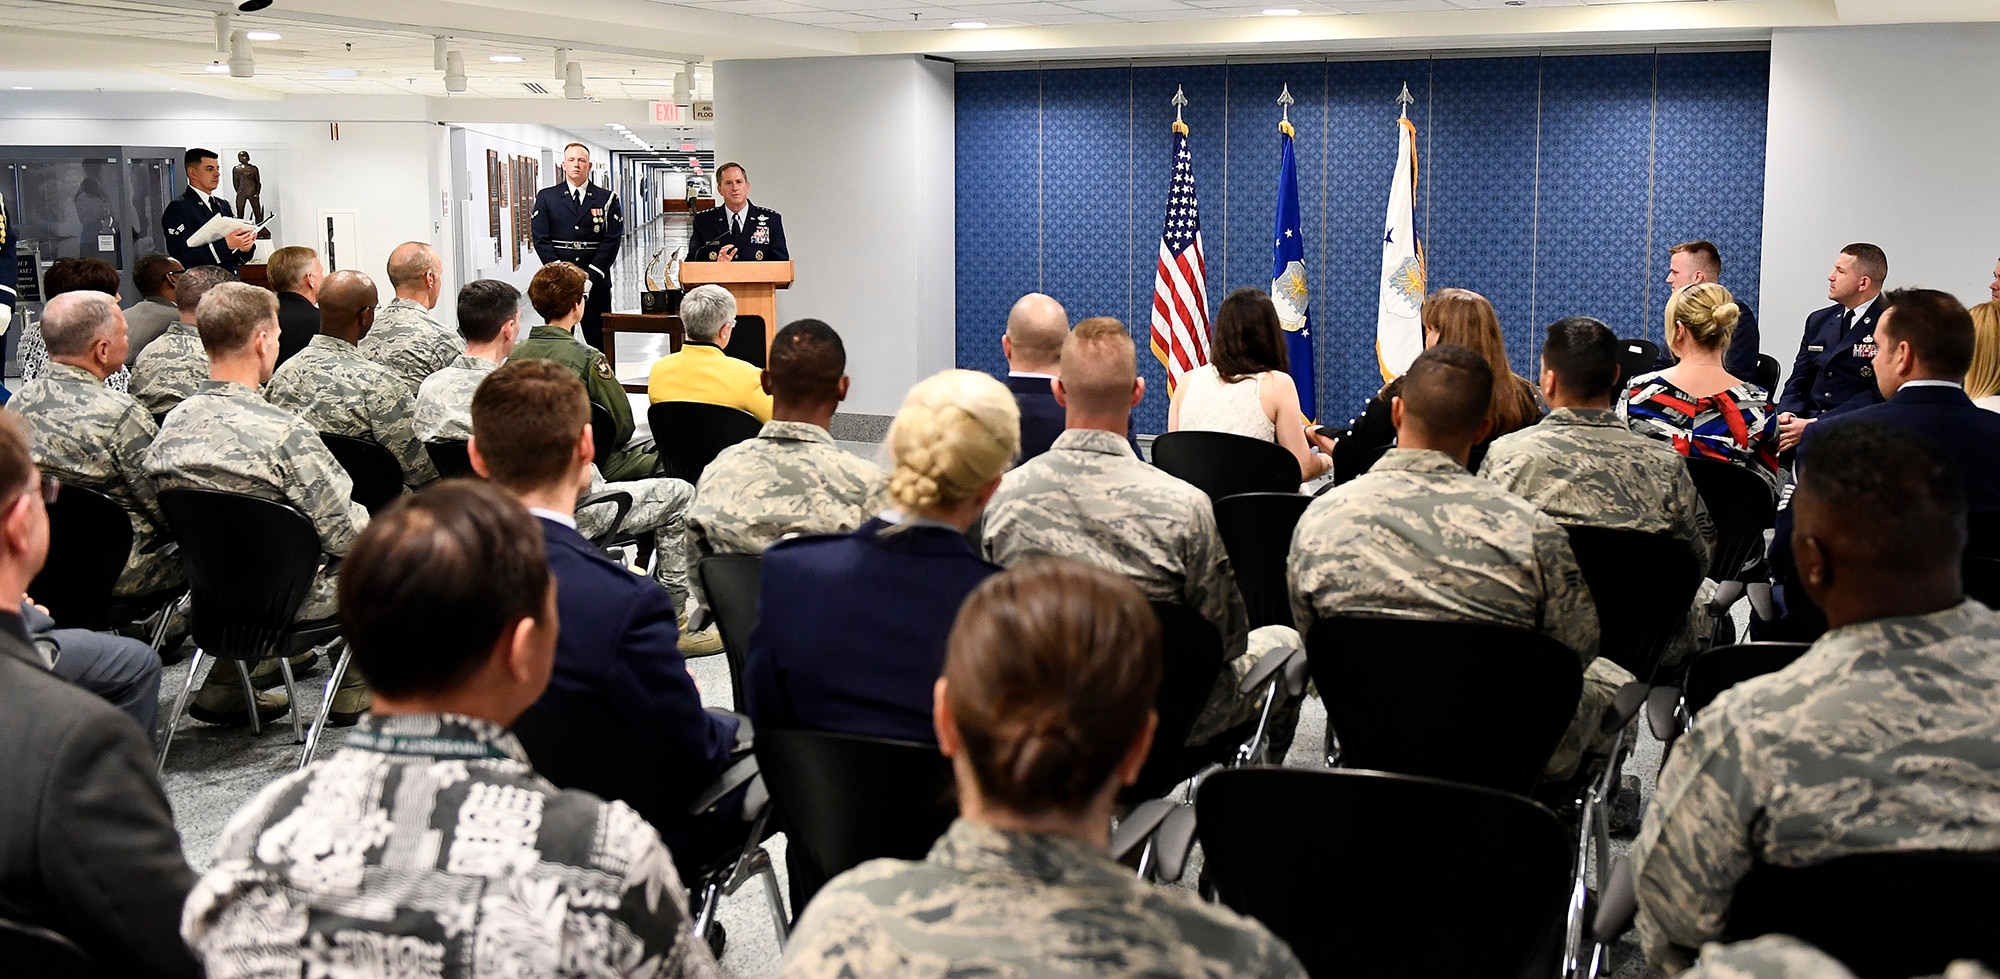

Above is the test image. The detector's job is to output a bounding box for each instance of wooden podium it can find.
[678,261,794,357]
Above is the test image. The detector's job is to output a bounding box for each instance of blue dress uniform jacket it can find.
[1776,301,1887,418]
[0,193,16,320]
[531,181,624,350]
[691,203,789,262]
[160,187,253,273]
[1005,374,1143,464]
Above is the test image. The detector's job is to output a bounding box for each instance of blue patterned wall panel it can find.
[1651,51,1770,346]
[955,70,1043,382]
[1130,64,1229,433]
[1042,68,1136,352]
[1534,55,1658,347]
[1220,62,1328,315]
[1425,56,1543,380]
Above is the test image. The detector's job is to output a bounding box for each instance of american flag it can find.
[1149,119,1213,395]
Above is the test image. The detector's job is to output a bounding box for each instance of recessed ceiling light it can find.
[204,62,230,73]
[1261,7,1300,14]
[245,30,281,41]
[11,86,32,91]
[950,20,987,28]
[327,68,359,78]
[489,54,524,63]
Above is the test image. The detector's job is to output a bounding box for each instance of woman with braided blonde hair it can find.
[743,368,1018,749]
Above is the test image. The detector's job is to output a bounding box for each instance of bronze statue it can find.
[232,151,265,230]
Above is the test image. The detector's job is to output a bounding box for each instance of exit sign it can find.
[650,101,682,123]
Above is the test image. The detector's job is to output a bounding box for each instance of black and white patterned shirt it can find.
[182,712,719,979]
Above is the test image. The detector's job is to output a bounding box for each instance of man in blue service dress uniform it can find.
[1774,243,1891,453]
[690,163,788,263]
[161,148,258,274]
[531,142,624,352]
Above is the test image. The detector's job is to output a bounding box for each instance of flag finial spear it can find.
[1396,81,1415,119]
[1277,83,1294,124]
[1171,85,1187,123]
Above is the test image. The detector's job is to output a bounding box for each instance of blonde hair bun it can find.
[886,370,1021,513]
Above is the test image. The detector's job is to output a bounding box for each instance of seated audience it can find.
[1965,256,2000,413]
[413,279,528,444]
[23,598,162,744]
[1331,288,1541,481]
[744,369,1013,742]
[1624,281,1779,485]
[780,557,1306,979]
[514,262,659,480]
[358,241,464,393]
[1002,293,1142,461]
[145,282,369,725]
[987,316,1283,750]
[1169,287,1332,482]
[0,411,200,979]
[471,359,746,874]
[265,244,322,366]
[122,253,181,363]
[130,264,232,418]
[265,269,438,489]
[28,257,130,393]
[1291,344,1604,780]
[1654,240,1763,380]
[9,290,184,598]
[182,481,719,979]
[648,283,775,423]
[1632,422,2000,973]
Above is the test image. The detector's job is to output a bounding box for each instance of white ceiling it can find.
[656,0,1711,33]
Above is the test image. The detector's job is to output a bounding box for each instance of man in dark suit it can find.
[0,411,201,978]
[530,143,624,352]
[1657,240,1762,380]
[1775,243,1891,452]
[266,244,322,366]
[161,147,257,273]
[690,162,788,263]
[468,359,746,875]
[1763,287,2000,640]
[1003,292,1143,463]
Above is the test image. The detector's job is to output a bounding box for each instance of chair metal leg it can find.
[145,592,186,655]
[691,877,724,939]
[234,660,262,735]
[756,857,789,946]
[277,652,304,744]
[156,648,205,773]
[298,641,351,771]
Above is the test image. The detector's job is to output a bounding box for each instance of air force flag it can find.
[1271,103,1317,420]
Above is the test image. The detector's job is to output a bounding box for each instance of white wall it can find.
[715,54,955,417]
[1760,24,2000,391]
[447,123,615,311]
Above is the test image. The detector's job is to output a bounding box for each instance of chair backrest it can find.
[157,488,323,661]
[1752,353,1782,396]
[29,482,136,628]
[696,553,762,709]
[1337,441,1394,485]
[319,432,404,515]
[755,728,956,909]
[648,401,764,484]
[1198,767,1570,979]
[1149,431,1300,501]
[1684,456,1777,582]
[0,917,102,979]
[424,440,475,479]
[1683,641,1811,719]
[723,314,768,369]
[1728,850,2000,978]
[588,401,619,471]
[1964,555,2000,609]
[513,704,676,832]
[1126,601,1227,801]
[1564,525,1705,681]
[1617,337,1661,386]
[1306,616,1583,795]
[1213,492,1312,630]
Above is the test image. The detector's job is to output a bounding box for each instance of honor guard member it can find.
[690,162,788,263]
[530,143,623,352]
[161,148,257,274]
[1775,243,1890,452]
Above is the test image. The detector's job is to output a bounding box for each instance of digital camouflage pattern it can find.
[127,320,208,417]
[357,297,463,394]
[779,819,1305,979]
[1681,935,2000,979]
[265,334,438,488]
[1633,601,2000,974]
[1290,448,1615,779]
[412,353,489,443]
[143,380,368,621]
[9,361,184,596]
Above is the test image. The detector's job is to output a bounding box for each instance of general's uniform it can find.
[265,334,438,489]
[126,321,208,418]
[357,297,463,395]
[1775,299,1887,419]
[530,181,623,351]
[690,203,788,263]
[160,186,253,273]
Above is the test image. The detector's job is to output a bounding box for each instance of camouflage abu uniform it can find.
[779,819,1306,979]
[265,334,438,489]
[1680,935,2000,979]
[414,353,695,605]
[1480,407,1715,664]
[357,297,463,395]
[1290,448,1611,779]
[127,320,208,418]
[685,420,883,608]
[983,428,1280,747]
[144,380,369,621]
[9,361,185,596]
[1632,600,2000,974]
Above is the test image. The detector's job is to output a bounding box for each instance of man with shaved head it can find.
[984,317,1287,752]
[1001,293,1142,463]
[266,270,438,489]
[359,241,463,392]
[1290,343,1607,781]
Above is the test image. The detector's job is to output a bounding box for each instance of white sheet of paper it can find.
[186,211,272,248]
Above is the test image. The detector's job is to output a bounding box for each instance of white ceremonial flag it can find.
[1376,115,1425,380]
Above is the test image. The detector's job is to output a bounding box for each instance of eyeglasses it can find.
[38,475,58,505]
[165,270,185,281]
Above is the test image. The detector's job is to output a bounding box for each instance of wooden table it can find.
[602,312,683,394]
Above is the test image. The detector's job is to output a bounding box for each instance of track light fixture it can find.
[444,49,466,93]
[228,29,254,78]
[564,60,585,100]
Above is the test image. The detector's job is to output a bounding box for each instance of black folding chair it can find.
[1680,641,1811,722]
[29,482,179,640]
[1306,616,1583,796]
[1198,767,1573,979]
[1150,431,1300,501]
[724,314,768,369]
[755,728,956,910]
[319,433,405,515]
[1964,555,2000,609]
[1684,456,1778,599]
[1751,354,1781,396]
[423,439,474,479]
[648,401,763,484]
[0,917,101,979]
[1726,850,2000,977]
[1127,601,1229,803]
[1564,526,1705,686]
[1616,338,1661,386]
[155,489,348,772]
[1213,492,1311,630]
[589,401,620,471]
[697,553,762,709]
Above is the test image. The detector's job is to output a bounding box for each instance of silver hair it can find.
[41,291,122,358]
[680,284,736,342]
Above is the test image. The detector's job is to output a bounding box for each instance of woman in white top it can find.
[1168,288,1333,481]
